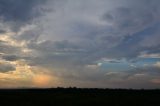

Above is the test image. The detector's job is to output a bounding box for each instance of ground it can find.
[0,88,159,106]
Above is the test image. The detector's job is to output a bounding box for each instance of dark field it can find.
[0,88,160,106]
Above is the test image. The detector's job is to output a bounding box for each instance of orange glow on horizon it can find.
[32,74,53,87]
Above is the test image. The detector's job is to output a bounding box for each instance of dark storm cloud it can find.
[1,0,160,64]
[85,0,160,60]
[0,0,46,22]
[0,29,6,34]
[0,0,48,32]
[1,0,160,88]
[2,55,19,61]
[24,0,160,88]
[0,62,15,72]
[21,0,160,69]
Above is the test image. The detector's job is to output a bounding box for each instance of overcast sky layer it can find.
[0,0,160,88]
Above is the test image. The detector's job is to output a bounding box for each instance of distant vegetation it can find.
[0,88,160,106]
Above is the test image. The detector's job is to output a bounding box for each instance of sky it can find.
[0,0,160,89]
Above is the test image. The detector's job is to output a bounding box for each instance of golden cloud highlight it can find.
[0,60,60,88]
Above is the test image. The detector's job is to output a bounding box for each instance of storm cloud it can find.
[0,0,160,88]
[0,0,46,22]
[0,61,15,72]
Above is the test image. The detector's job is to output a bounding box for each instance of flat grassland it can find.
[0,88,159,106]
